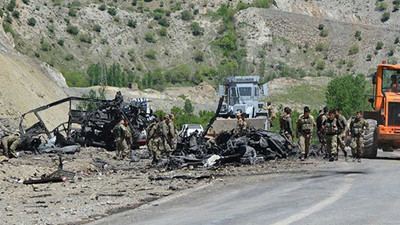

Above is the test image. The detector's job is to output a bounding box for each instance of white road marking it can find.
[270,177,353,225]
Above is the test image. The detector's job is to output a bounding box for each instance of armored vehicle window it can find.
[239,87,252,96]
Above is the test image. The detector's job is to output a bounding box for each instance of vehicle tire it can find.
[362,119,378,158]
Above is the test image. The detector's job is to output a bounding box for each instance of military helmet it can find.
[164,114,170,120]
[304,106,310,113]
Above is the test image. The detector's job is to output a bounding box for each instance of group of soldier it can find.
[112,113,177,164]
[146,114,177,165]
[279,105,369,162]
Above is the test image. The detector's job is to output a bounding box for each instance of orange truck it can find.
[363,60,400,158]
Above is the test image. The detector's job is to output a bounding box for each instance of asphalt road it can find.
[91,150,400,225]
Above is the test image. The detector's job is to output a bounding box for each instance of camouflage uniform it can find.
[167,119,177,150]
[297,115,315,157]
[113,123,132,159]
[349,117,369,158]
[1,135,20,158]
[234,118,247,136]
[159,120,172,155]
[324,117,338,156]
[316,112,327,151]
[146,121,160,163]
[336,114,348,156]
[267,105,276,121]
[279,114,293,142]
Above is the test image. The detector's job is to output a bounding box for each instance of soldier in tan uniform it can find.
[349,111,369,162]
[146,118,160,164]
[323,111,338,162]
[316,107,329,155]
[234,112,247,136]
[266,102,276,127]
[279,107,293,142]
[167,114,178,150]
[335,108,348,160]
[296,106,315,161]
[0,134,21,158]
[112,119,133,160]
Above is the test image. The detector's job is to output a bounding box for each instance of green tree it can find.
[381,12,390,22]
[325,74,368,118]
[348,45,359,55]
[184,99,194,115]
[180,10,193,21]
[191,22,204,36]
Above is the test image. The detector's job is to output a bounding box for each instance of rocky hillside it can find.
[1,0,399,112]
[0,25,69,131]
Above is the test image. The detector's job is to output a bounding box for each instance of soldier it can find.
[112,119,133,160]
[266,102,276,127]
[279,107,293,142]
[146,118,160,164]
[296,106,315,161]
[160,115,172,156]
[335,108,348,160]
[316,106,329,155]
[323,111,338,162]
[234,112,247,136]
[0,134,21,158]
[167,114,178,150]
[349,111,369,162]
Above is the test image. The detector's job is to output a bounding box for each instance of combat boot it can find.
[329,154,335,162]
[343,151,348,161]
[357,156,361,163]
[300,154,305,161]
[334,153,339,161]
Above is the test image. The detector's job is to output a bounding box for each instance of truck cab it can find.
[218,76,268,118]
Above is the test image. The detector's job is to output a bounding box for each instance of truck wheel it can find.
[362,119,378,158]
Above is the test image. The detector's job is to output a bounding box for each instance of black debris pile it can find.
[168,129,299,169]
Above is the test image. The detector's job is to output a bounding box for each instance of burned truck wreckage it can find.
[18,93,303,167]
[19,92,153,153]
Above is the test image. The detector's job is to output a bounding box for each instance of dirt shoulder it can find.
[0,147,328,225]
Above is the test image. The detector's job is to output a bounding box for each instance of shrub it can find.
[159,27,167,36]
[22,0,29,5]
[158,17,169,27]
[191,22,204,36]
[41,41,51,51]
[12,11,20,18]
[381,12,390,22]
[144,32,156,43]
[355,30,362,41]
[395,37,399,44]
[66,25,79,35]
[376,2,388,11]
[366,54,372,61]
[79,34,92,43]
[98,4,106,11]
[65,54,74,61]
[181,10,193,21]
[48,25,55,33]
[108,7,117,16]
[7,0,16,12]
[145,49,157,59]
[68,8,77,17]
[320,29,328,37]
[58,39,64,46]
[318,24,324,30]
[348,45,359,55]
[93,24,101,32]
[194,51,204,62]
[388,46,395,56]
[27,17,36,26]
[127,19,137,28]
[0,9,3,17]
[315,43,326,52]
[376,41,384,50]
[316,60,326,70]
